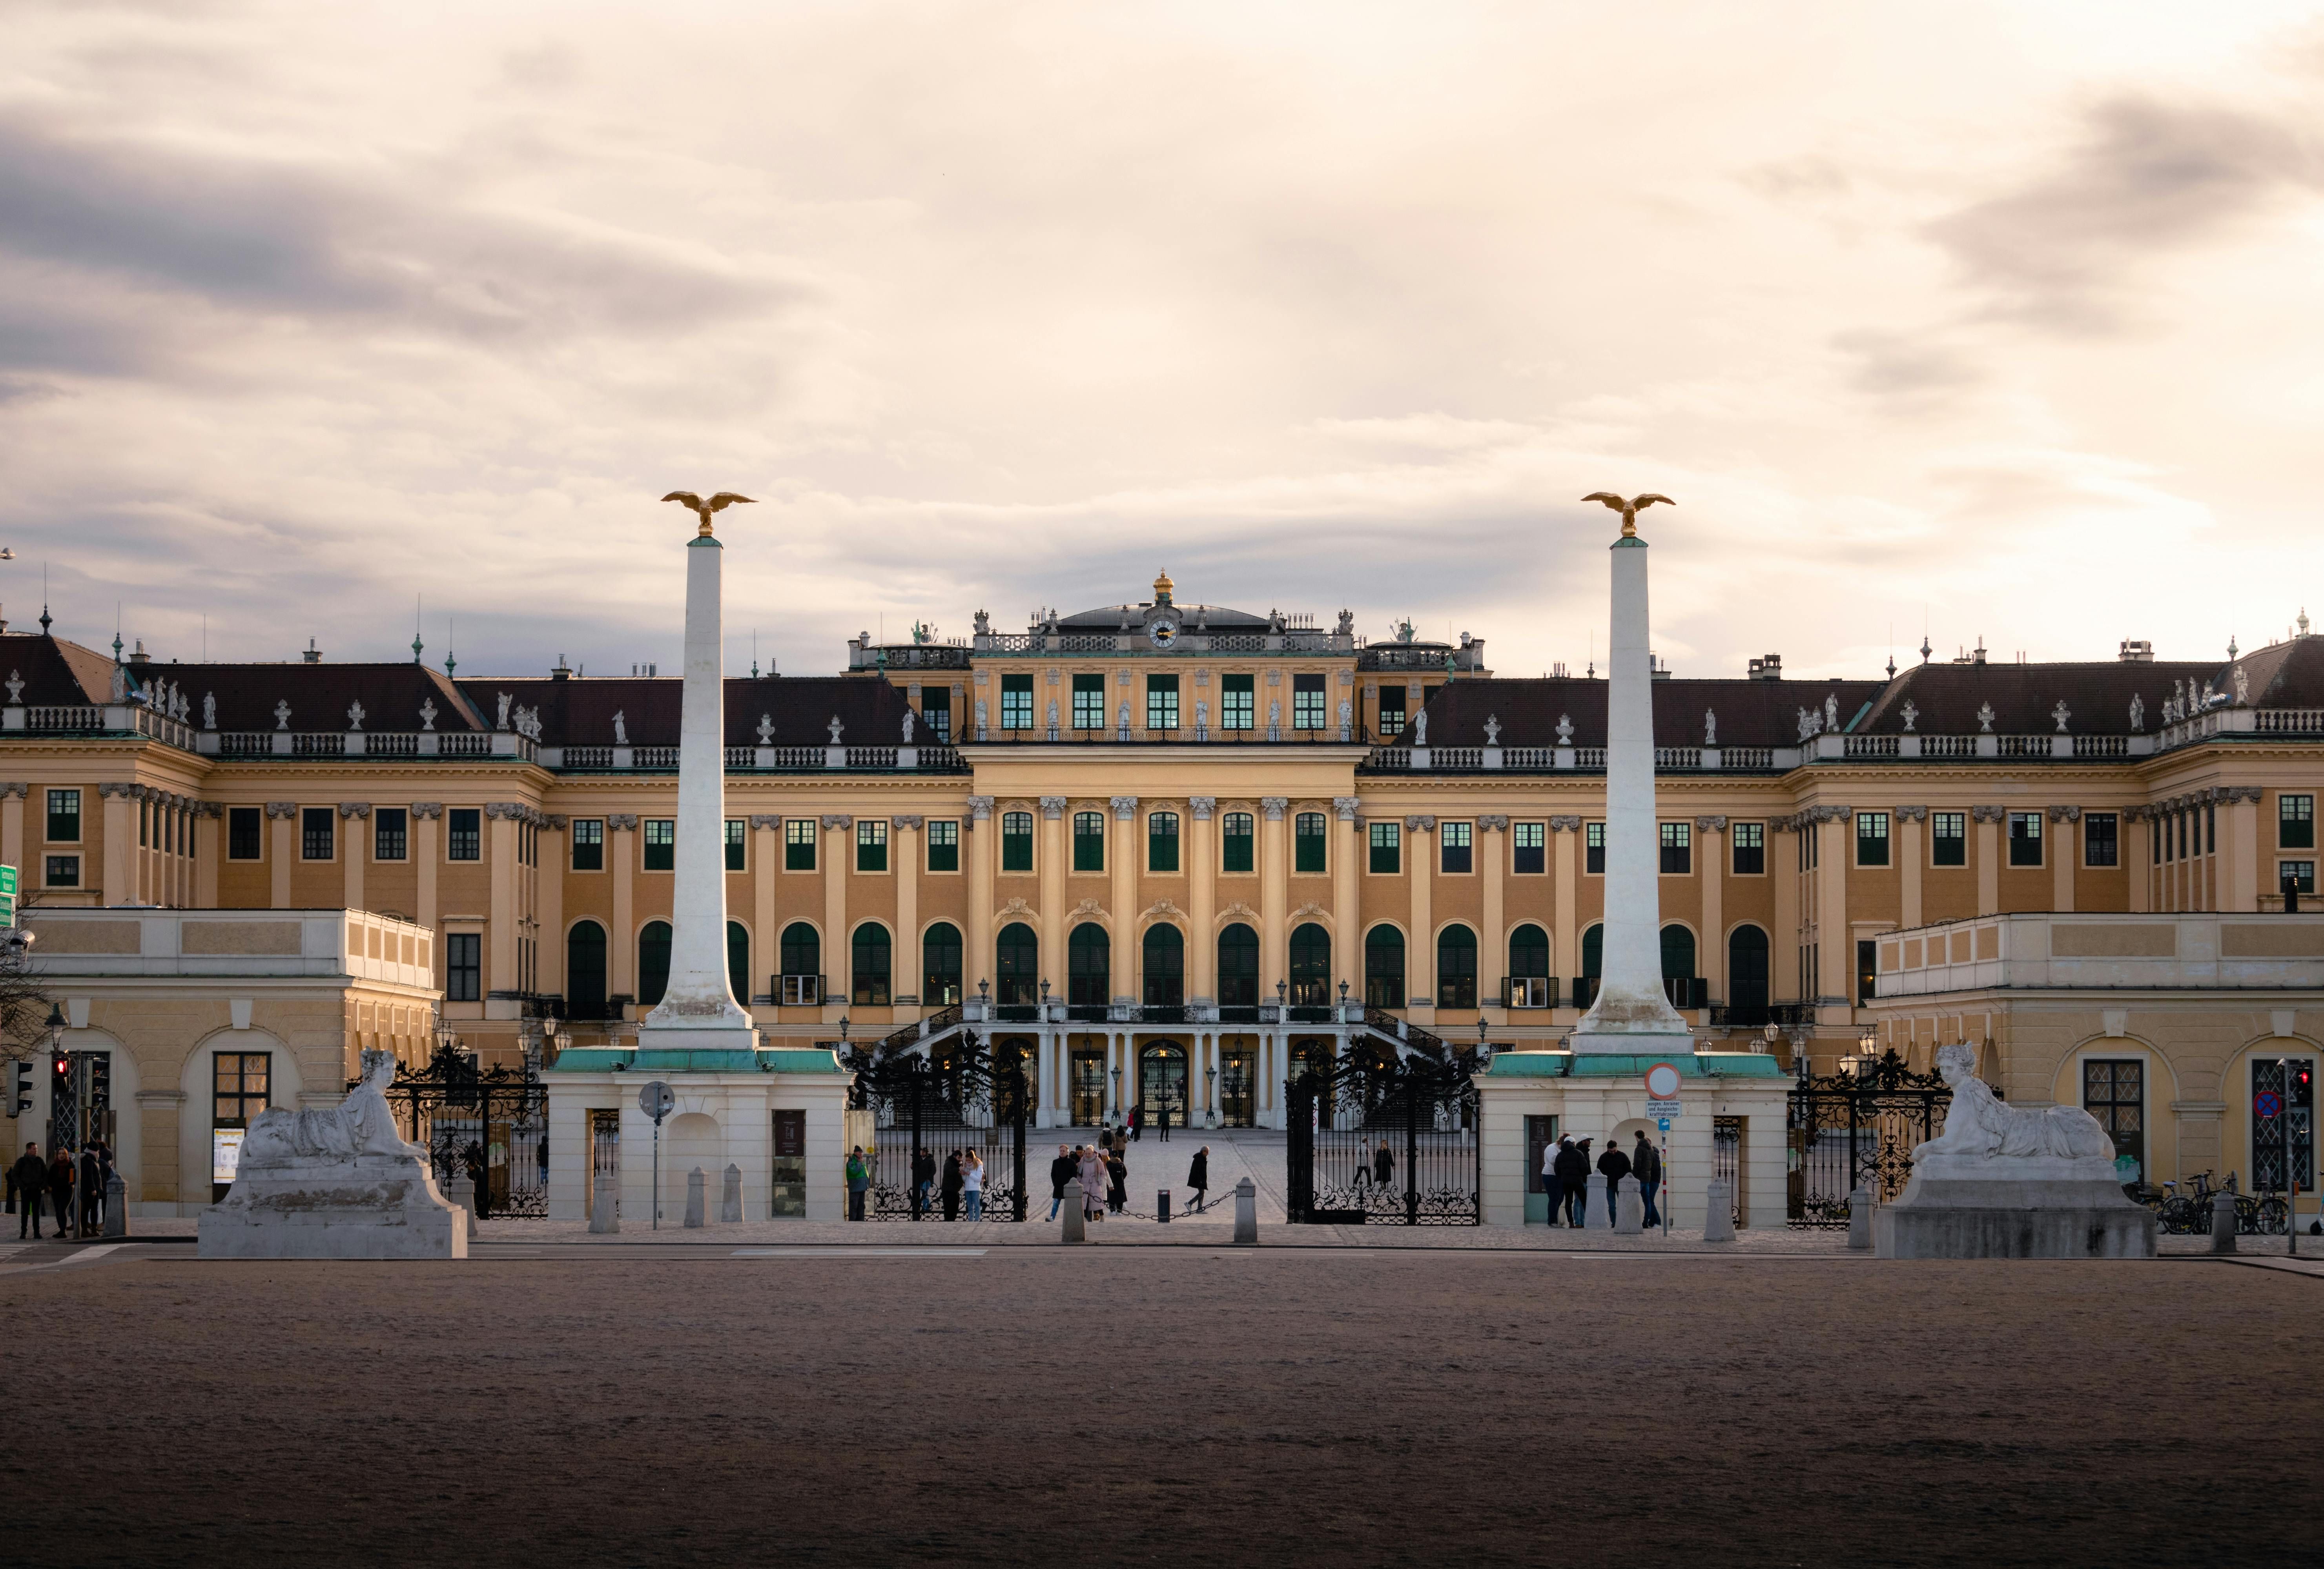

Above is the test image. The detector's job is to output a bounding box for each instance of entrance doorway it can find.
[1070,1048,1106,1125]
[1219,1045,1256,1127]
[1140,1042,1188,1127]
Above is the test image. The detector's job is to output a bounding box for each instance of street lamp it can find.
[1041,977,1051,1005]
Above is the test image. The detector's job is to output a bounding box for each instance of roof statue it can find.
[611,710,627,746]
[661,490,756,537]
[1580,491,1675,538]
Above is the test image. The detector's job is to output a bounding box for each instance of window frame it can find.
[1931,811,1967,868]
[1376,688,1407,736]
[1221,673,1255,731]
[926,818,960,873]
[855,818,889,874]
[446,932,482,1002]
[2084,812,2119,869]
[1512,821,1545,875]
[1147,810,1180,873]
[1292,672,1326,730]
[448,807,482,863]
[1855,811,1890,868]
[1584,821,1606,876]
[784,818,817,871]
[1071,811,1105,873]
[1072,673,1106,731]
[1368,821,1400,876]
[851,922,892,1005]
[1731,820,1765,876]
[570,817,605,871]
[1145,673,1179,732]
[1222,811,1255,874]
[300,806,336,863]
[2282,794,2316,850]
[1659,820,1692,876]
[642,817,675,872]
[1294,811,1327,874]
[1000,674,1034,731]
[2282,860,2319,896]
[725,818,746,872]
[228,805,263,862]
[44,787,81,844]
[1363,925,1405,1008]
[1440,820,1473,876]
[373,806,408,863]
[922,921,964,1005]
[1002,810,1035,873]
[43,854,80,889]
[2007,811,2043,868]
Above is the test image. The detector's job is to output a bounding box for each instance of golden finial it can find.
[1153,568,1175,603]
[1581,491,1675,537]
[662,491,757,536]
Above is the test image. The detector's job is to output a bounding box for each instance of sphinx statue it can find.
[238,1050,418,1168]
[1912,1044,2114,1171]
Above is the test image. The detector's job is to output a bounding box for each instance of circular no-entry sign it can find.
[1644,1061,1683,1101]
[2256,1089,2284,1120]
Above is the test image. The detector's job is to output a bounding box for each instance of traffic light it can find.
[2295,1063,2315,1109]
[10,1060,28,1116]
[87,1052,110,1108]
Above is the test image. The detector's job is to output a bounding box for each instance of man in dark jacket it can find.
[939,1152,963,1221]
[1372,1140,1394,1192]
[1552,1138,1591,1226]
[11,1143,47,1239]
[1048,1145,1076,1221]
[1186,1147,1209,1213]
[79,1145,104,1235]
[1632,1131,1664,1228]
[911,1147,938,1220]
[48,1147,77,1239]
[1597,1138,1633,1221]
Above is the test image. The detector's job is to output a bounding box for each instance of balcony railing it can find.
[1919,735,1976,758]
[1844,735,1898,759]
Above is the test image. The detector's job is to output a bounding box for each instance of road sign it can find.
[1643,1061,1682,1100]
[0,862,16,925]
[2256,1089,2284,1120]
[1647,1098,1683,1119]
[1657,1116,1672,1134]
[640,1081,676,1122]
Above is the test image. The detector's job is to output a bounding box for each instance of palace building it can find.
[4,577,2321,1219]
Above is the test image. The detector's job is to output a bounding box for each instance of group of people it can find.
[1542,1131,1662,1228]
[8,1140,115,1240]
[1047,1136,1214,1222]
[1351,1138,1397,1192]
[839,1144,991,1220]
[1120,1103,1174,1143]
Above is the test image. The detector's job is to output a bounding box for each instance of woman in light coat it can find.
[1078,1146,1107,1222]
[961,1150,984,1222]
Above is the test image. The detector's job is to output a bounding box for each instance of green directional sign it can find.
[0,863,16,926]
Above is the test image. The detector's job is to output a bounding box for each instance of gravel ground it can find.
[1,1241,2315,1566]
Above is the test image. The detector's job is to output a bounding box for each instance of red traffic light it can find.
[53,1057,68,1076]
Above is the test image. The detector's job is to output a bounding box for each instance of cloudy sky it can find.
[4,1,2322,684]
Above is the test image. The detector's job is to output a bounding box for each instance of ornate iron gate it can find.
[848,1033,1030,1221]
[370,1046,550,1219]
[1786,1050,1954,1229]
[1287,1043,1480,1225]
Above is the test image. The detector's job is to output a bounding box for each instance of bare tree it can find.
[0,925,54,1067]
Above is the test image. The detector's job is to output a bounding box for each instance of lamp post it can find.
[1109,1063,1121,1123]
[1205,1063,1217,1129]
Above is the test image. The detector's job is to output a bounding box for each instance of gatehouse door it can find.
[1070,1048,1106,1126]
[1141,1042,1187,1126]
[1219,1047,1256,1127]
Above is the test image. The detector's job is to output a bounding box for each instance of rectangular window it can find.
[856,819,888,872]
[1376,688,1407,736]
[2283,861,2318,895]
[1072,673,1106,731]
[447,933,481,1001]
[725,819,746,872]
[1223,811,1255,873]
[1222,674,1255,731]
[1732,821,1764,875]
[301,807,335,861]
[1071,811,1103,872]
[374,807,408,862]
[1585,821,1606,876]
[1369,821,1401,875]
[1148,812,1179,872]
[571,818,604,871]
[2253,1058,2315,1197]
[1513,821,1545,874]
[2282,794,2316,850]
[643,818,675,872]
[2084,812,2118,868]
[1000,674,1034,730]
[228,806,263,861]
[1003,810,1036,872]
[2083,1059,2145,1178]
[2008,812,2043,867]
[920,687,951,741]
[448,808,481,862]
[1857,939,1877,1004]
[1146,674,1179,731]
[926,819,959,872]
[785,819,817,871]
[1440,820,1473,874]
[1856,811,1890,867]
[1660,821,1692,875]
[45,788,80,843]
[43,854,79,888]
[1932,811,1967,867]
[1295,811,1327,874]
[1293,673,1326,730]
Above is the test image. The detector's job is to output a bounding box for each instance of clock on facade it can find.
[1148,617,1179,648]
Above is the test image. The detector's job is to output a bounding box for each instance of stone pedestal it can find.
[720,1162,743,1222]
[684,1167,707,1227]
[1873,1161,2158,1259]
[103,1174,128,1238]
[1702,1180,1737,1242]
[589,1180,618,1234]
[1614,1175,1644,1234]
[1584,1173,1613,1230]
[1232,1177,1258,1245]
[1061,1198,1086,1244]
[200,1154,467,1260]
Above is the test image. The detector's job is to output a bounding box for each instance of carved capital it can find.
[97,781,132,800]
[1970,805,2007,825]
[1477,814,1509,831]
[1547,815,1583,833]
[483,802,527,821]
[1188,796,1216,821]
[1693,815,1728,832]
[544,815,567,831]
[968,795,994,821]
[1112,795,1139,819]
[606,813,640,831]
[264,801,299,819]
[748,814,782,830]
[410,802,445,820]
[893,814,924,829]
[820,814,853,830]
[1260,797,1288,821]
[193,801,223,819]
[1404,815,1435,832]
[2047,805,2082,824]
[1040,795,1068,819]
[1895,805,1929,823]
[0,782,25,799]
[1334,796,1360,822]
[337,801,372,819]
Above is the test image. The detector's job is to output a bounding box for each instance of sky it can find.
[3,0,2322,685]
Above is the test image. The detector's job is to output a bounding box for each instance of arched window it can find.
[1143,924,1184,1007]
[1365,925,1405,1008]
[1289,921,1331,1007]
[566,921,607,1019]
[1728,924,1770,1019]
[1507,922,1550,1008]
[996,921,1038,1006]
[638,920,672,1008]
[1582,923,1603,978]
[1661,923,1698,1010]
[923,922,963,1006]
[852,923,891,1006]
[1436,924,1478,1010]
[779,922,820,1005]
[1217,922,1259,1008]
[1148,810,1180,873]
[727,920,750,1005]
[1068,923,1110,1008]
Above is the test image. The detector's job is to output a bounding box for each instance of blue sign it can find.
[1657,1116,1672,1133]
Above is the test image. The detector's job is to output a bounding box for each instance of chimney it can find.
[551,655,572,682]
[1747,653,1782,681]
[302,638,321,664]
[2118,640,2154,663]
[129,639,151,667]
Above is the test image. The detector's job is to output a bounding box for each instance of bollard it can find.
[1847,1181,1875,1251]
[720,1163,743,1223]
[589,1179,619,1234]
[103,1173,128,1239]
[1615,1175,1644,1235]
[2211,1190,2238,1253]
[1233,1177,1258,1245]
[1157,1188,1172,1224]
[443,1171,480,1239]
[684,1167,707,1229]
[1702,1179,1737,1243]
[1062,1195,1086,1244]
[1584,1172,1614,1230]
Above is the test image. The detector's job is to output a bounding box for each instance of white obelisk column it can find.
[639,522,754,1047]
[1574,528,1691,1052]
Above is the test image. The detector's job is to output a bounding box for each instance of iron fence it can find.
[847,1034,1029,1221]
[1786,1050,1953,1229]
[1287,1044,1480,1225]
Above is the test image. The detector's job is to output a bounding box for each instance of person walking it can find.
[78,1144,103,1236]
[1156,1103,1171,1143]
[844,1145,871,1221]
[939,1151,964,1221]
[1632,1131,1663,1228]
[1105,1147,1128,1214]
[1078,1145,1107,1223]
[1128,1103,1142,1143]
[1553,1137,1591,1227]
[1597,1135,1632,1222]
[1540,1136,1564,1225]
[961,1150,984,1222]
[1048,1143,1075,1221]
[11,1143,47,1240]
[1373,1139,1394,1194]
[1354,1138,1373,1195]
[911,1147,937,1221]
[49,1146,77,1240]
[1186,1146,1210,1215]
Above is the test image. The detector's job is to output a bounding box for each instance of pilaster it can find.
[1259,797,1288,998]
[1695,816,1724,1001]
[823,815,852,1015]
[968,797,993,996]
[1406,814,1434,1014]
[1110,797,1138,1001]
[1188,797,1217,999]
[267,801,295,908]
[101,782,133,905]
[1332,798,1360,1000]
[1973,805,2002,916]
[488,806,518,997]
[1480,814,1506,1016]
[1039,797,1065,1004]
[608,815,636,1000]
[893,815,921,1011]
[414,805,442,976]
[1897,806,1925,930]
[340,801,370,913]
[751,816,778,1001]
